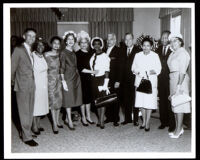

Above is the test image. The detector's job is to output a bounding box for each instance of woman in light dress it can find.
[167,34,191,138]
[132,37,161,131]
[44,36,63,134]
[32,38,49,135]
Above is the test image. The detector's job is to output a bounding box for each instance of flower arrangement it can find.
[135,34,159,51]
[62,30,77,39]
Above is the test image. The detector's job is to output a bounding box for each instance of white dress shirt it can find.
[106,45,114,57]
[89,52,110,77]
[24,42,34,66]
[127,45,134,56]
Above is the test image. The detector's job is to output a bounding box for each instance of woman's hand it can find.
[62,80,68,91]
[91,70,99,75]
[149,69,157,75]
[114,82,120,88]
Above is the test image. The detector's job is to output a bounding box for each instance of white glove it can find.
[62,80,68,91]
[98,78,110,95]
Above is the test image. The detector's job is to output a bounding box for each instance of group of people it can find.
[11,28,191,147]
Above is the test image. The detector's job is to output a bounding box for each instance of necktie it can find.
[127,48,131,56]
[163,46,166,56]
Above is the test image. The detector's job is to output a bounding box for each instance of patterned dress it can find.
[44,51,62,110]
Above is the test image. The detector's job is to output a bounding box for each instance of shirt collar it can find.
[24,42,31,50]
[127,45,134,52]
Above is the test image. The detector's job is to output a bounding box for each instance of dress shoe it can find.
[158,125,166,129]
[32,135,37,138]
[100,125,105,129]
[32,130,40,135]
[81,119,89,127]
[24,140,38,147]
[53,130,59,134]
[57,125,63,128]
[104,119,111,124]
[121,121,131,125]
[139,126,145,129]
[39,127,44,131]
[145,128,150,132]
[86,119,95,124]
[134,121,139,126]
[170,128,184,139]
[113,122,119,126]
[96,124,100,127]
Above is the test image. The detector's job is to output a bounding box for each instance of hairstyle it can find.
[78,37,90,45]
[31,40,47,53]
[161,30,171,37]
[63,33,77,44]
[141,37,154,46]
[125,32,134,39]
[50,36,62,44]
[23,28,37,35]
[176,37,184,47]
[92,38,103,47]
[108,33,116,40]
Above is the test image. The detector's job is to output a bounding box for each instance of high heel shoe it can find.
[100,125,105,129]
[57,125,63,128]
[32,130,40,135]
[39,127,44,131]
[168,132,174,136]
[139,126,145,129]
[53,130,59,134]
[81,119,89,127]
[86,119,95,124]
[145,128,150,132]
[96,123,100,127]
[170,128,184,139]
[64,121,75,131]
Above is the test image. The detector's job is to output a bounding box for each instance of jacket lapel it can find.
[22,44,33,68]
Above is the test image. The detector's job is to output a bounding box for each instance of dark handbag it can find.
[94,93,118,107]
[136,71,152,94]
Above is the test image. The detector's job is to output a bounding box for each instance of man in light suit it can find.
[156,30,175,132]
[119,33,141,126]
[104,33,121,126]
[11,28,38,147]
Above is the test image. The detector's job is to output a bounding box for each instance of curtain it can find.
[10,8,58,42]
[160,15,171,34]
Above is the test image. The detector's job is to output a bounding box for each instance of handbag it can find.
[171,93,191,107]
[94,93,118,107]
[136,71,152,94]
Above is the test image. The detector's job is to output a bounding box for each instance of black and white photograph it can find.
[3,2,196,159]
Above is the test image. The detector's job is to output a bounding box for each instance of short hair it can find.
[141,37,154,46]
[161,30,171,36]
[108,33,116,40]
[125,33,134,39]
[64,33,76,44]
[92,38,103,47]
[78,37,90,45]
[31,40,47,53]
[50,36,62,44]
[23,28,37,35]
[176,37,184,47]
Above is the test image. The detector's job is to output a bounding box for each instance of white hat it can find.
[168,33,183,41]
[91,37,104,49]
[63,31,77,40]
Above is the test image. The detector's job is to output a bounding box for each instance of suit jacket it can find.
[107,46,121,85]
[155,45,172,83]
[119,45,141,87]
[11,44,35,92]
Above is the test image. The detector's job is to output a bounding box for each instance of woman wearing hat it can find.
[60,31,83,130]
[76,31,96,126]
[167,33,191,138]
[89,37,111,129]
[31,38,49,135]
[44,36,63,134]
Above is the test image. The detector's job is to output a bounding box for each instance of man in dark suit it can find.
[104,33,121,126]
[11,28,38,147]
[119,33,141,126]
[156,30,175,132]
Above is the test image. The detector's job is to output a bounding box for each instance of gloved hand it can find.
[62,80,68,91]
[98,78,110,95]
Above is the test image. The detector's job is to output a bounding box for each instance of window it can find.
[170,15,181,35]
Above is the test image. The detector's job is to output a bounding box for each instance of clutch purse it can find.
[136,71,152,94]
[94,93,118,107]
[171,93,191,107]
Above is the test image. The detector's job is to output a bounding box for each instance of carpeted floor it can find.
[11,110,191,153]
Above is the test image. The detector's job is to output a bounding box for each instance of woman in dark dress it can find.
[76,31,96,126]
[60,31,83,130]
[89,37,111,129]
